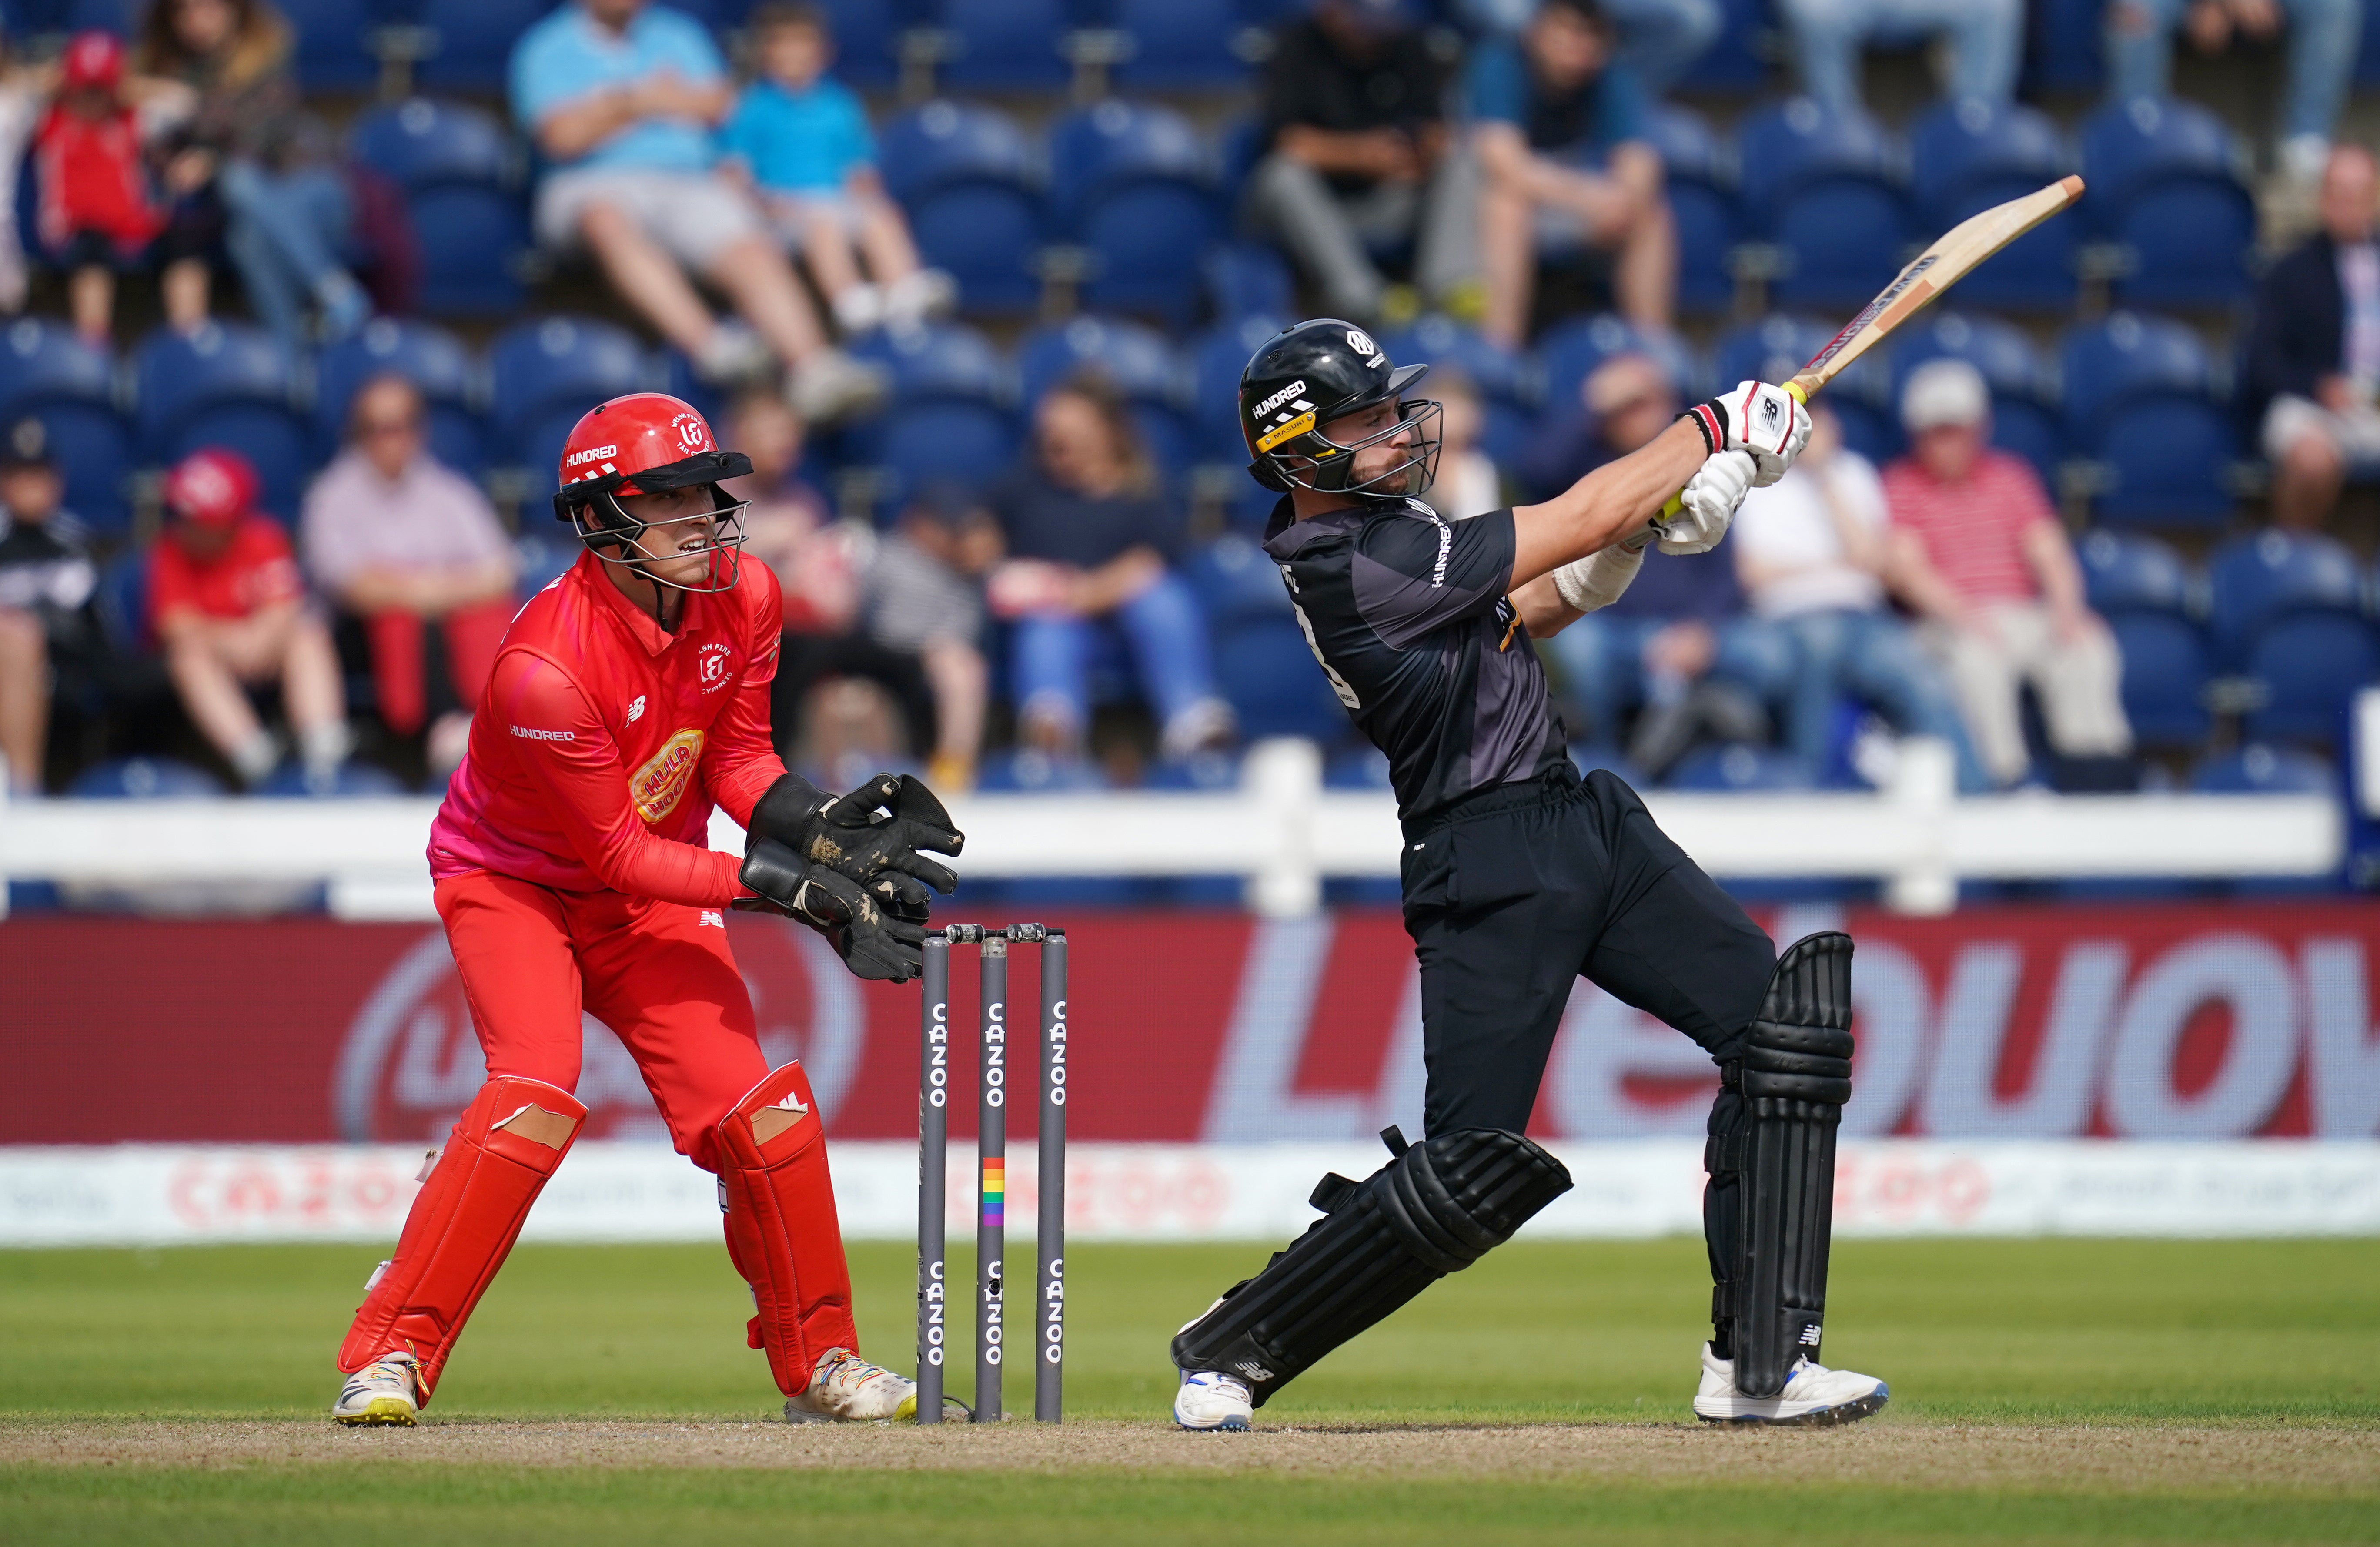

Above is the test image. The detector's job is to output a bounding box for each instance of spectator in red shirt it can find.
[34,31,166,345]
[1881,360,2131,787]
[149,447,349,787]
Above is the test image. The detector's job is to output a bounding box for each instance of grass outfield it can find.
[3,1238,2377,1544]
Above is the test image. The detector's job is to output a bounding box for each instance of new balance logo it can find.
[1799,1325,1823,1346]
[626,695,645,723]
[699,909,725,928]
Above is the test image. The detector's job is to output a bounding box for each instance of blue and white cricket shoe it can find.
[1691,1342,1888,1426]
[1173,1370,1253,1431]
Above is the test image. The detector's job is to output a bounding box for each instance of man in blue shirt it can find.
[1467,0,1674,345]
[510,0,881,421]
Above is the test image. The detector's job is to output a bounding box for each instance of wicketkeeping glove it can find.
[1654,449,1757,556]
[749,771,964,899]
[738,836,927,982]
[1685,381,1811,487]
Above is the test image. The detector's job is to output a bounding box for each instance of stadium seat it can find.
[92,547,148,656]
[1889,311,2061,486]
[1535,313,1701,425]
[485,315,651,496]
[1213,618,1347,740]
[2076,528,2195,615]
[0,318,132,538]
[810,0,911,87]
[1665,743,1815,791]
[2079,97,2256,306]
[879,101,1044,315]
[2106,611,2211,747]
[315,318,488,474]
[1190,312,1287,464]
[934,0,1071,89]
[67,757,226,798]
[2242,613,2380,743]
[1016,314,1190,472]
[2059,312,2235,525]
[2023,0,2104,94]
[1907,98,2077,308]
[845,322,1020,503]
[256,760,412,797]
[1204,241,1293,323]
[132,322,311,518]
[1677,0,1769,89]
[1183,530,1291,626]
[347,98,530,317]
[279,0,381,89]
[2191,743,2337,794]
[1375,315,1535,469]
[1643,104,1739,312]
[2206,528,2367,662]
[1712,314,1894,462]
[415,0,556,91]
[1048,100,1219,323]
[1734,99,1910,309]
[1106,0,1258,88]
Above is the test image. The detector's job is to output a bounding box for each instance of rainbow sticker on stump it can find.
[981,1158,1005,1225]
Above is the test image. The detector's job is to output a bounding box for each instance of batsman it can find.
[330,392,966,1427]
[1170,321,1888,1431]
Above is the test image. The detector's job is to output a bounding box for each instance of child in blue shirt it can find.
[720,3,953,335]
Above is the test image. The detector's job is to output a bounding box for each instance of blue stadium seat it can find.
[1889,311,2061,486]
[1183,530,1291,626]
[1677,0,1770,88]
[257,760,412,797]
[2060,312,2235,525]
[1107,0,1257,87]
[315,318,487,474]
[279,0,381,89]
[879,100,1044,314]
[2242,614,2380,743]
[1735,99,1910,309]
[1535,313,1700,423]
[1908,98,2076,308]
[132,322,311,518]
[1644,104,1739,312]
[415,0,559,91]
[2106,611,2210,747]
[1213,618,1347,740]
[935,0,1071,89]
[348,99,529,316]
[1712,314,1894,462]
[810,0,911,88]
[846,323,1020,503]
[1049,100,1218,323]
[1375,315,1535,469]
[1204,241,1293,322]
[2206,529,2367,663]
[2076,528,2194,615]
[67,756,226,798]
[1142,748,1244,791]
[2079,97,2255,307]
[2024,0,2104,94]
[486,315,650,495]
[92,547,148,656]
[0,318,132,538]
[2192,743,2337,794]
[1016,314,1190,471]
[1665,743,1815,791]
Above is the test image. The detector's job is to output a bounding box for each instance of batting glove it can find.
[1655,449,1757,556]
[1685,381,1811,488]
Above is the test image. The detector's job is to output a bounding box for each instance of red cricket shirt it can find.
[147,514,304,629]
[428,547,789,908]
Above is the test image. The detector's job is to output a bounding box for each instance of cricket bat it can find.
[1659,174,2086,519]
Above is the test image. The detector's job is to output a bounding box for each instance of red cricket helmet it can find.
[551,392,754,593]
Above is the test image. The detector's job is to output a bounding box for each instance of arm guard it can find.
[1550,539,1647,614]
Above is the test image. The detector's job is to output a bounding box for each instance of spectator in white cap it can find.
[1880,358,2131,788]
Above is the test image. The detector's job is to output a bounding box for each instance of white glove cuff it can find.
[1551,542,1646,614]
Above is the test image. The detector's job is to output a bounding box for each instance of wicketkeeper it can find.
[332,392,965,1426]
[1168,321,1889,1430]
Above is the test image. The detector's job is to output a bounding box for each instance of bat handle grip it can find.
[1654,378,1815,520]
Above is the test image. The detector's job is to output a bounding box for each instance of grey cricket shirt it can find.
[1262,495,1570,823]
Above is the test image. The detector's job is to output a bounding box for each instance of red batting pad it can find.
[715,1061,860,1395]
[336,1075,585,1400]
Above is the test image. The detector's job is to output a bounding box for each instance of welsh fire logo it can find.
[628,728,705,824]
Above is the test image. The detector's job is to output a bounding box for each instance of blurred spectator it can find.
[1468,0,1675,342]
[151,447,348,787]
[1732,405,1989,792]
[510,0,882,421]
[720,3,954,338]
[2246,143,2380,532]
[0,421,96,795]
[860,482,995,790]
[2106,0,2357,183]
[1882,361,2132,788]
[33,32,164,345]
[0,42,40,315]
[724,390,851,635]
[300,376,515,777]
[134,0,374,343]
[1427,368,1504,518]
[1777,0,2019,116]
[1521,352,1790,770]
[989,376,1234,761]
[1452,0,1721,93]
[1245,0,1475,327]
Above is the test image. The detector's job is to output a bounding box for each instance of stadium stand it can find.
[132,323,312,519]
[2060,311,2237,526]
[1046,99,1220,325]
[878,100,1044,315]
[1735,97,1911,310]
[347,98,531,318]
[0,318,133,539]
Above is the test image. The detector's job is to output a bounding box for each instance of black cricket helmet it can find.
[1238,319,1442,500]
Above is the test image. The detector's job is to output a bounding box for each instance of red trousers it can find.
[437,868,769,1171]
[370,599,512,738]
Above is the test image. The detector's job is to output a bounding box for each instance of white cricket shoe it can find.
[1691,1342,1888,1426]
[785,1349,929,1423]
[1173,1370,1253,1432]
[332,1351,421,1426]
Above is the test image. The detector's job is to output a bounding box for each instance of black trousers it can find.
[1399,763,1777,1136]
